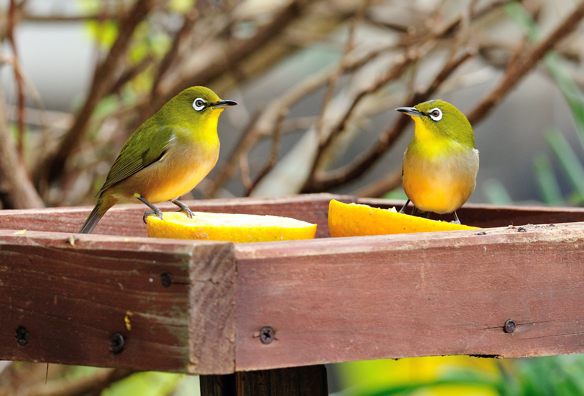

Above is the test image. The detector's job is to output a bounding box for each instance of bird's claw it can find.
[178,206,194,219]
[171,200,194,219]
[142,209,163,224]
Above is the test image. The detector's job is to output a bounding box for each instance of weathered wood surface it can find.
[0,231,235,374]
[235,222,584,370]
[1,195,584,374]
[200,365,328,396]
[361,198,584,228]
[1,194,583,238]
[0,194,341,238]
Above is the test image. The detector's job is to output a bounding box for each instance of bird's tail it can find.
[79,197,115,234]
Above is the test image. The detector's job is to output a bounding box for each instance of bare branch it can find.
[356,168,402,198]
[0,90,44,208]
[206,44,395,197]
[303,48,475,192]
[6,0,27,160]
[42,0,156,185]
[468,0,584,124]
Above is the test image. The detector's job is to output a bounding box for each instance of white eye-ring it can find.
[193,98,207,111]
[428,107,442,121]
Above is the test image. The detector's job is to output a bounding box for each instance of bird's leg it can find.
[171,199,194,218]
[135,194,163,223]
[399,199,411,214]
[451,211,461,224]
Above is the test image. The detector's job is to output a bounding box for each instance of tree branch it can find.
[304,48,475,192]
[0,90,44,208]
[468,0,584,124]
[42,0,156,185]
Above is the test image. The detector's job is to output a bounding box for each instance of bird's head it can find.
[162,86,237,126]
[396,99,474,147]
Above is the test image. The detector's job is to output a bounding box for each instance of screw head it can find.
[109,332,125,354]
[15,326,28,346]
[259,326,275,344]
[503,319,516,333]
[160,272,172,288]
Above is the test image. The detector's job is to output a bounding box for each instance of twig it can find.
[304,47,426,189]
[304,48,475,192]
[42,0,156,185]
[108,55,155,96]
[468,0,584,124]
[206,44,393,197]
[6,0,27,160]
[356,168,402,197]
[244,109,287,196]
[147,0,308,118]
[245,2,372,197]
[315,0,368,142]
[0,90,44,208]
[150,8,199,100]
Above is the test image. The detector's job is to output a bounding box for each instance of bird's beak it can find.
[396,107,423,117]
[210,99,238,108]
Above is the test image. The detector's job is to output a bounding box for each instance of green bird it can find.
[396,99,479,223]
[80,86,237,234]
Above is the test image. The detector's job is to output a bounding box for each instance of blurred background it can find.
[1,0,584,394]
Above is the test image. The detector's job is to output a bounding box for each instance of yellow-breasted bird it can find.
[396,99,479,223]
[80,86,236,234]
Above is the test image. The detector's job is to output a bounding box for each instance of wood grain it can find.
[200,365,328,396]
[0,194,341,238]
[358,198,584,228]
[2,196,584,374]
[0,231,235,374]
[1,195,583,239]
[234,222,584,370]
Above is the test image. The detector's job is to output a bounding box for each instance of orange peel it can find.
[328,199,479,237]
[146,211,317,243]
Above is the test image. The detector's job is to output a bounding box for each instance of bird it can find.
[79,86,237,234]
[396,99,479,224]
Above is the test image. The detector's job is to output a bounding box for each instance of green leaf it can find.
[483,179,513,205]
[545,129,584,198]
[533,154,564,205]
[103,371,185,396]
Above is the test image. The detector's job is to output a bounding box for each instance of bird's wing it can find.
[97,123,175,196]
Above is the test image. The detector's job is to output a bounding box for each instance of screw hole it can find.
[110,332,125,354]
[15,326,28,346]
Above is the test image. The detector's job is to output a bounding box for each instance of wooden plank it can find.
[0,231,235,374]
[0,194,341,238]
[1,195,583,239]
[200,365,328,396]
[358,198,584,228]
[234,222,584,370]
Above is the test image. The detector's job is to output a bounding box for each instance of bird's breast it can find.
[403,145,479,214]
[120,139,220,203]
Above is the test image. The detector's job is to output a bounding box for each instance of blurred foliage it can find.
[483,3,584,206]
[337,355,584,396]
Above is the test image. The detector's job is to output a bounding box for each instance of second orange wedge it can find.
[328,199,479,237]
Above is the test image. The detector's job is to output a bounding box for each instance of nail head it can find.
[503,319,516,333]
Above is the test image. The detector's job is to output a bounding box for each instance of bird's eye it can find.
[193,98,206,111]
[428,108,442,121]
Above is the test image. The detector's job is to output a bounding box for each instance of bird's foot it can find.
[142,208,163,224]
[399,199,411,214]
[171,199,194,219]
[450,211,461,224]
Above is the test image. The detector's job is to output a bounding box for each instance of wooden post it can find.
[200,365,328,396]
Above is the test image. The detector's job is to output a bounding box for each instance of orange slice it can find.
[146,211,317,243]
[328,199,479,237]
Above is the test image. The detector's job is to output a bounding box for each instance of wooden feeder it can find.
[1,194,583,395]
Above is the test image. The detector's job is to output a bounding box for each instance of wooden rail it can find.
[1,194,583,394]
